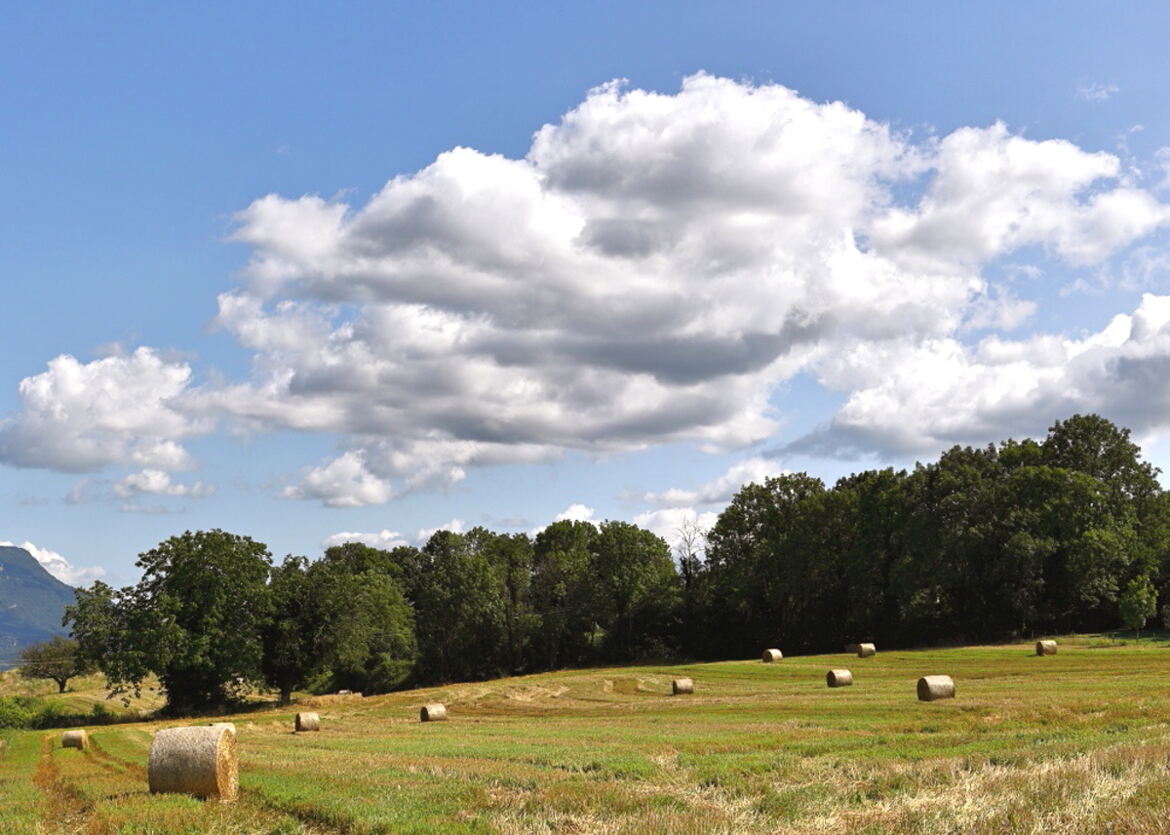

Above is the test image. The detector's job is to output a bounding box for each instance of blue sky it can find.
[4,2,1170,585]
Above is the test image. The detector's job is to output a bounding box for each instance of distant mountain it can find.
[0,546,76,669]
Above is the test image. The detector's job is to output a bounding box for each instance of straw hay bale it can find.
[61,729,88,750]
[295,712,320,732]
[761,648,783,662]
[826,669,853,688]
[672,678,694,695]
[857,643,876,657]
[208,722,236,739]
[917,675,955,701]
[1036,640,1057,656]
[148,726,238,802]
[420,703,448,722]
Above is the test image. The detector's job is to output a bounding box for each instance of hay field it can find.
[3,637,1170,833]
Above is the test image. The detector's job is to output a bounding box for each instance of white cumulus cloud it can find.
[0,348,207,473]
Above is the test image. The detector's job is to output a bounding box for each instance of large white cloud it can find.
[5,74,1170,502]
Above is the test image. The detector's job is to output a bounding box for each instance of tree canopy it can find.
[62,414,1170,714]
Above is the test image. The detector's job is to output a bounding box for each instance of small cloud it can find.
[416,518,465,543]
[641,458,786,508]
[322,529,409,550]
[1154,147,1170,192]
[276,144,291,156]
[283,453,395,508]
[555,503,596,523]
[113,469,215,499]
[118,502,175,515]
[1076,81,1119,102]
[0,540,106,586]
[529,503,598,537]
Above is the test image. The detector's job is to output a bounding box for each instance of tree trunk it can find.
[56,678,68,694]
[279,685,292,705]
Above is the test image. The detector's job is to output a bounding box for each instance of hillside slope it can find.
[0,545,75,668]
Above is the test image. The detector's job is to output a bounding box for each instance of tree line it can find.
[60,414,1170,713]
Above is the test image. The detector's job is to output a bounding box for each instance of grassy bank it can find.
[2,636,1169,833]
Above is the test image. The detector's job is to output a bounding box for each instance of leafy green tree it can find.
[1119,575,1157,639]
[468,529,537,675]
[261,556,317,704]
[1042,414,1160,503]
[530,520,598,668]
[307,554,417,693]
[590,521,680,660]
[65,581,119,673]
[704,473,825,656]
[65,530,273,714]
[414,531,507,683]
[17,636,92,693]
[263,547,418,700]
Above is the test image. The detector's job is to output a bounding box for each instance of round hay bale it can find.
[826,669,853,688]
[1036,640,1057,656]
[917,675,955,702]
[61,729,88,750]
[148,726,237,802]
[672,678,694,695]
[294,712,319,732]
[420,703,448,722]
[857,643,876,658]
[761,648,783,662]
[208,722,236,739]
[337,689,352,695]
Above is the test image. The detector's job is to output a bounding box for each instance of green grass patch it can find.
[3,638,1170,832]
